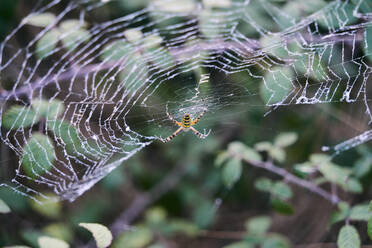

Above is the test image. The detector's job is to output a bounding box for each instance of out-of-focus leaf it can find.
[349,204,371,221]
[38,236,69,248]
[222,157,242,188]
[112,226,153,248]
[203,0,231,8]
[271,198,294,215]
[254,141,273,152]
[22,133,55,178]
[352,156,372,178]
[215,151,230,167]
[262,234,290,248]
[30,194,61,219]
[43,223,74,243]
[36,29,61,59]
[152,0,196,13]
[245,216,271,235]
[79,223,113,248]
[193,200,215,228]
[344,178,363,193]
[21,230,45,248]
[309,153,331,164]
[274,132,298,147]
[26,13,56,27]
[2,106,40,130]
[124,29,143,43]
[254,177,272,192]
[228,142,261,162]
[32,99,64,120]
[368,216,372,240]
[337,225,360,248]
[293,162,316,177]
[167,219,200,237]
[60,23,91,51]
[329,202,350,226]
[269,147,286,163]
[318,2,358,30]
[271,182,292,200]
[0,198,11,213]
[260,66,293,105]
[101,40,133,61]
[145,207,167,224]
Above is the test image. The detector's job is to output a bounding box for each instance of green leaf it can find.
[260,66,293,105]
[215,151,230,167]
[337,225,360,248]
[353,156,372,178]
[0,198,11,213]
[145,207,167,224]
[254,141,273,152]
[309,153,331,164]
[349,204,371,221]
[29,194,61,219]
[2,106,40,130]
[293,162,316,177]
[113,226,153,248]
[26,13,56,27]
[330,202,350,225]
[262,234,290,248]
[274,132,298,147]
[193,200,215,228]
[101,40,133,61]
[43,223,73,243]
[79,223,113,248]
[38,236,69,248]
[152,0,196,13]
[124,29,143,43]
[268,147,286,163]
[32,99,65,120]
[203,0,231,8]
[317,162,351,187]
[222,157,242,188]
[59,20,91,51]
[254,177,272,192]
[368,216,372,240]
[271,182,292,200]
[22,133,55,178]
[228,142,262,162]
[245,216,271,235]
[344,178,363,193]
[21,229,45,247]
[36,29,61,59]
[167,219,200,237]
[271,198,294,215]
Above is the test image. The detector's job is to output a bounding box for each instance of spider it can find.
[162,101,209,143]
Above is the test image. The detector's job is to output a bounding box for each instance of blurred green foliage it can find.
[1,0,372,248]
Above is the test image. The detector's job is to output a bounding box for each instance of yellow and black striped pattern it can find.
[181,114,191,128]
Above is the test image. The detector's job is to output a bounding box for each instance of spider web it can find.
[0,0,372,202]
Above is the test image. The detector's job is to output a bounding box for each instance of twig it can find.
[236,155,341,204]
[110,162,189,237]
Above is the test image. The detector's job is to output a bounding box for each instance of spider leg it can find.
[166,102,182,127]
[162,127,183,143]
[190,126,209,139]
[191,99,207,125]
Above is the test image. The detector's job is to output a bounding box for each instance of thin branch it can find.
[239,156,341,204]
[110,162,189,237]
